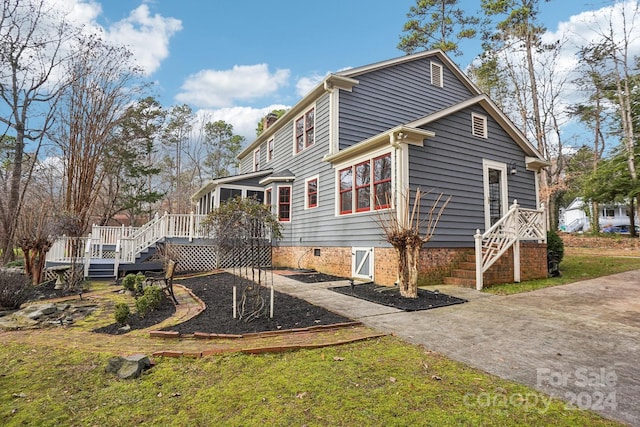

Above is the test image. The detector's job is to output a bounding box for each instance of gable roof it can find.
[336,49,482,95]
[406,94,550,171]
[238,49,478,160]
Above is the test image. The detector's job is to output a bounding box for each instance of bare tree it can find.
[51,34,145,235]
[376,188,450,298]
[0,0,78,262]
[15,173,55,284]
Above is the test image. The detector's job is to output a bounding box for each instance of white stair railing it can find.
[474,200,546,290]
[48,212,211,277]
[116,212,210,264]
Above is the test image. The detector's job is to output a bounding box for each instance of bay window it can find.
[339,153,392,215]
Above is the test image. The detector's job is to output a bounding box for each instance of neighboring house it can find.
[559,197,636,232]
[192,50,549,287]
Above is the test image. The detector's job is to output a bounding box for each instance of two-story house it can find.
[191,49,549,287]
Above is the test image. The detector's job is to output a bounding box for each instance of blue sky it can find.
[62,0,635,143]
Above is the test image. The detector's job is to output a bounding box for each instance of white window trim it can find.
[472,113,488,139]
[304,175,319,210]
[276,184,292,222]
[266,137,274,162]
[292,104,316,155]
[334,148,394,217]
[253,147,260,171]
[430,61,443,87]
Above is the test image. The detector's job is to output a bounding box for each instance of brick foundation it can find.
[272,246,352,279]
[483,242,548,286]
[273,242,548,287]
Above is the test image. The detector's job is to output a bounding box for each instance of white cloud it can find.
[176,64,290,108]
[545,0,640,73]
[105,4,182,76]
[296,73,325,98]
[194,104,290,143]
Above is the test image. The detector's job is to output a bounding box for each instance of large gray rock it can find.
[21,303,58,320]
[105,354,152,380]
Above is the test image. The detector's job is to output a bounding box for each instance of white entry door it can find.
[352,247,374,280]
[482,160,508,230]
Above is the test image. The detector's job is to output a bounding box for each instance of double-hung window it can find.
[267,138,274,162]
[253,148,260,171]
[306,177,318,209]
[355,161,371,212]
[339,168,353,214]
[295,107,315,153]
[278,186,291,222]
[373,154,392,209]
[339,153,392,214]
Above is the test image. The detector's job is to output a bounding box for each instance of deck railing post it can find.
[474,229,483,290]
[512,200,521,283]
[84,234,92,278]
[189,211,195,242]
[114,239,121,277]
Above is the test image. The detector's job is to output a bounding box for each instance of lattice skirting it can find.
[161,244,272,272]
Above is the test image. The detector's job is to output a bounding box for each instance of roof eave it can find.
[323,126,434,164]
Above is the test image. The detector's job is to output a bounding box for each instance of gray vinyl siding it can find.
[338,57,475,149]
[249,93,389,249]
[408,106,538,248]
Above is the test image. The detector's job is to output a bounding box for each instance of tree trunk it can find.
[395,246,410,297]
[403,243,420,299]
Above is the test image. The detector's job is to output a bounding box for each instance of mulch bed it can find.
[275,270,346,283]
[331,282,467,311]
[31,280,86,301]
[92,297,177,335]
[161,273,350,335]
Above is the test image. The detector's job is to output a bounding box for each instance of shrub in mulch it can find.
[93,296,176,335]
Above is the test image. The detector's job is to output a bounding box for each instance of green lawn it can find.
[0,338,622,427]
[485,253,640,295]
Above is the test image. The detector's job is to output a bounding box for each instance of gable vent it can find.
[471,113,488,138]
[430,61,443,87]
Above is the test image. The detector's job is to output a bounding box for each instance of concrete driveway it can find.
[273,270,640,426]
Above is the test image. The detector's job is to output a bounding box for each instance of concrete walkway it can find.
[270,271,640,426]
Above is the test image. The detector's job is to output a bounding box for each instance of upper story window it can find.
[295,107,315,153]
[278,186,291,222]
[253,147,261,171]
[471,113,488,138]
[267,138,274,162]
[339,153,392,215]
[430,61,443,87]
[305,177,318,209]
